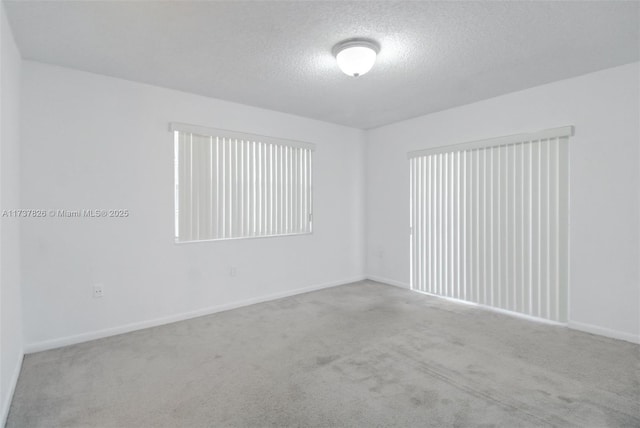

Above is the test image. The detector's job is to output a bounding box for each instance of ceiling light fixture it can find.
[333,39,379,77]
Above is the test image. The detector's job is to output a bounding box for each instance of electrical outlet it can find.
[93,284,104,298]
[229,267,237,277]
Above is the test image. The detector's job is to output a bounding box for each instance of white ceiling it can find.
[5,1,639,129]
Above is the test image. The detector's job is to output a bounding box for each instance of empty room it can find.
[1,1,639,427]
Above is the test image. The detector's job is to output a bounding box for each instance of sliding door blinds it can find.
[172,123,314,243]
[409,127,572,322]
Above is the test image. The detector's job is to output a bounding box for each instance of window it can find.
[409,126,572,322]
[172,123,314,242]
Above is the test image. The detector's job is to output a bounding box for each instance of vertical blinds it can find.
[409,127,572,322]
[172,123,314,242]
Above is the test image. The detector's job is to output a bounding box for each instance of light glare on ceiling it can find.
[333,39,379,77]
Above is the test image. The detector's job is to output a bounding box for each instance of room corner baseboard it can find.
[366,275,410,289]
[1,352,23,427]
[367,277,639,345]
[24,275,366,354]
[568,321,640,344]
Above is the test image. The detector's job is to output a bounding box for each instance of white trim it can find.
[370,277,564,325]
[407,126,574,158]
[24,276,365,354]
[411,288,565,326]
[1,353,23,427]
[366,275,410,289]
[369,278,639,343]
[169,122,316,151]
[568,320,640,344]
[174,231,313,245]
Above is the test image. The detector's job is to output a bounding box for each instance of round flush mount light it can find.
[333,38,380,77]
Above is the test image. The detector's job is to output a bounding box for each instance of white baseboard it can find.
[368,277,639,344]
[366,275,410,289]
[568,320,640,344]
[1,353,23,427]
[24,276,366,354]
[23,275,638,354]
[374,278,564,327]
[413,289,565,326]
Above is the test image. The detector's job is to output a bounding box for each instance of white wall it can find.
[20,61,365,351]
[14,54,640,355]
[0,2,23,425]
[366,62,640,343]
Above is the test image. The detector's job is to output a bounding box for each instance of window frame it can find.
[171,123,315,244]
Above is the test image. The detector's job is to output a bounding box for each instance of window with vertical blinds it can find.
[171,123,314,243]
[408,126,572,322]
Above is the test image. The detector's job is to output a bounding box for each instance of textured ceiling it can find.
[4,1,639,129]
